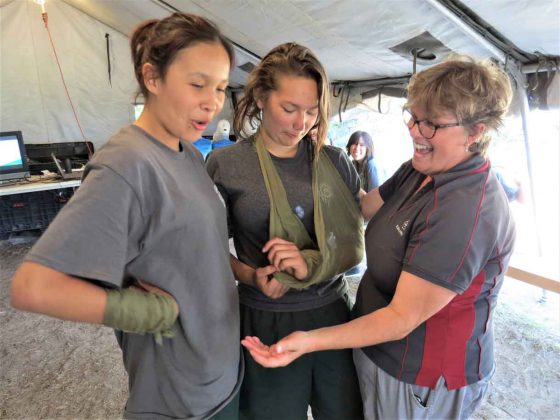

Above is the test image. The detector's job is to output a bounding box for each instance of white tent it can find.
[1,0,558,149]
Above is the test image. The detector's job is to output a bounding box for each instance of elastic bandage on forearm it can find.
[103,288,177,335]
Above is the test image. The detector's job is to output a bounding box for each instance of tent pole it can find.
[424,0,506,63]
[511,68,549,301]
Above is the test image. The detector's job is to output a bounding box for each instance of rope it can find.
[42,12,93,156]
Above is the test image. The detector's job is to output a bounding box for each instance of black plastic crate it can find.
[0,189,74,239]
[25,142,94,160]
[25,142,94,175]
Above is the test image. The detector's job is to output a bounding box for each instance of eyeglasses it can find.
[402,108,462,139]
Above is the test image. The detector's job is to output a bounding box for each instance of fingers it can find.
[265,241,299,263]
[254,265,277,280]
[260,277,290,299]
[246,348,289,368]
[253,265,290,299]
[262,237,295,253]
[241,336,268,352]
[135,279,151,292]
[262,239,307,279]
[136,280,166,295]
[253,265,276,290]
[241,336,284,367]
[241,335,298,368]
[268,248,302,270]
[134,280,179,316]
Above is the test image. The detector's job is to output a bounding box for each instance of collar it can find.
[431,154,489,188]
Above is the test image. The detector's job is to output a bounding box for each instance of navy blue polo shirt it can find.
[353,155,516,390]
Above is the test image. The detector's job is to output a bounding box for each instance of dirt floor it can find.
[1,238,559,419]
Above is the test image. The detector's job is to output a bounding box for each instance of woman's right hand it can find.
[241,331,311,367]
[252,266,290,299]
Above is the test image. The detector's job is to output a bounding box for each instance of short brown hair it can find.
[130,13,234,100]
[405,56,512,156]
[233,42,330,156]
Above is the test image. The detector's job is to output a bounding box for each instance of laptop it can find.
[51,153,83,180]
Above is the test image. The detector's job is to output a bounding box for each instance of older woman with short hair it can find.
[242,56,515,420]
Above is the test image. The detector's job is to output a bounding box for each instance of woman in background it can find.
[346,130,382,192]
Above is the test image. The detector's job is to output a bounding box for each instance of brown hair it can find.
[405,55,512,156]
[233,42,330,156]
[130,13,234,100]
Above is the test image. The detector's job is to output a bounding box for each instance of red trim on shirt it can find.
[408,189,439,263]
[448,169,490,283]
[397,336,410,381]
[408,160,488,265]
[484,247,503,334]
[479,246,503,379]
[464,160,489,176]
[415,270,487,389]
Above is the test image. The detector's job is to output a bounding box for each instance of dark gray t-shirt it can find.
[206,138,360,311]
[26,125,242,419]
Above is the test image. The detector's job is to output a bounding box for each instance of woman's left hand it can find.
[262,237,308,280]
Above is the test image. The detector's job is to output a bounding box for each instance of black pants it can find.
[211,391,240,420]
[239,296,363,420]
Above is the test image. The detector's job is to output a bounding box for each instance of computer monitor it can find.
[0,131,30,181]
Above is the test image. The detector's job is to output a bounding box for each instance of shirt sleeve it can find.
[206,152,232,237]
[379,161,410,201]
[366,159,381,190]
[402,188,496,294]
[25,164,144,288]
[325,146,361,203]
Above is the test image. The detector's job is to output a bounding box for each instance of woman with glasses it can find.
[242,56,516,420]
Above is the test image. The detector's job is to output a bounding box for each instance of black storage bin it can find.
[0,189,74,239]
[25,142,94,174]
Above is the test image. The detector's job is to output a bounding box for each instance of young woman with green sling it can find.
[206,42,364,420]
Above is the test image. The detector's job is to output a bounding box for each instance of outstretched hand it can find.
[241,331,311,368]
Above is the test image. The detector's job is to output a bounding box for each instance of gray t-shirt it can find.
[26,125,242,419]
[206,138,360,311]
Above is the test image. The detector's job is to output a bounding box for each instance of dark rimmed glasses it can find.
[402,108,462,139]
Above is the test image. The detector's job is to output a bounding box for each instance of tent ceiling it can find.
[463,0,560,57]
[59,0,559,85]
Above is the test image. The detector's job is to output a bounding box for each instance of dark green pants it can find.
[239,296,363,420]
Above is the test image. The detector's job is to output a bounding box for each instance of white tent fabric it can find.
[1,0,558,148]
[0,0,136,149]
[464,0,560,56]
[163,0,505,80]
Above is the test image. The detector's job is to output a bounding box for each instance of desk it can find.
[0,179,80,196]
